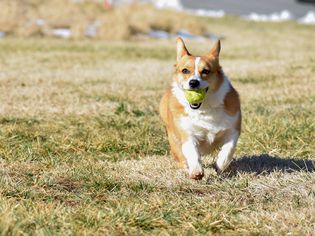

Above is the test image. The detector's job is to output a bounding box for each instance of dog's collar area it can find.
[190,103,201,109]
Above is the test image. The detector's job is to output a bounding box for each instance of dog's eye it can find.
[182,68,190,74]
[202,69,210,75]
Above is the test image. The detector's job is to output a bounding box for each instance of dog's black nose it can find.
[189,79,200,88]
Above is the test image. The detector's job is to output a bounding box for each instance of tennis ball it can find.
[184,89,207,104]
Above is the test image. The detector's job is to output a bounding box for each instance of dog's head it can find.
[173,37,223,102]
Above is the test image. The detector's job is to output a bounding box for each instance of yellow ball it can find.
[184,89,207,104]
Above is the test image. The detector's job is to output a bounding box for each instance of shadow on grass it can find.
[225,154,315,176]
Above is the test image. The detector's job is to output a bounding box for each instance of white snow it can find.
[153,0,183,10]
[299,11,315,25]
[35,19,46,26]
[52,28,71,39]
[244,10,292,22]
[188,9,225,18]
[85,22,100,38]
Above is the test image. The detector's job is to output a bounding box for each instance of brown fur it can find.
[224,85,242,132]
[159,88,187,166]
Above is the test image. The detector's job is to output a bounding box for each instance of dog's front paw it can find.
[190,170,204,180]
[189,166,204,180]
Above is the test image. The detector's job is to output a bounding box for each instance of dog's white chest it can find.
[180,107,237,141]
[173,72,238,142]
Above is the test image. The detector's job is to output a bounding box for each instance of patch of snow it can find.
[299,11,315,25]
[244,10,292,22]
[35,19,46,26]
[175,29,205,41]
[146,29,220,42]
[148,30,170,39]
[204,32,224,41]
[52,28,71,39]
[153,0,183,11]
[85,22,99,38]
[188,9,225,18]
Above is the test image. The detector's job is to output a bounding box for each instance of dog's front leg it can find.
[215,131,239,173]
[182,138,204,180]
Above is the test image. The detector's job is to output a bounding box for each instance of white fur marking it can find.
[194,57,201,76]
[181,57,208,90]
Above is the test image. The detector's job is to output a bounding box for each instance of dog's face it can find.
[173,38,223,93]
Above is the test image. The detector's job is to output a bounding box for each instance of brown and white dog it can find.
[159,37,241,180]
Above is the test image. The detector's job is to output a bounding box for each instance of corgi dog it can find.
[159,37,241,180]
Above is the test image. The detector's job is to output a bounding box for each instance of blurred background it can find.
[0,0,314,41]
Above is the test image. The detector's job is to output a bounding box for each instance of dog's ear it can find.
[176,37,190,62]
[209,40,221,58]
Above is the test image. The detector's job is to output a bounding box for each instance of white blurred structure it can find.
[188,9,225,18]
[299,11,315,24]
[153,0,183,10]
[108,0,183,10]
[244,10,292,22]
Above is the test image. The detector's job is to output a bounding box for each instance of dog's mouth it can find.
[190,103,201,109]
[187,87,208,110]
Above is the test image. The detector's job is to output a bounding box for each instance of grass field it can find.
[0,17,315,235]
